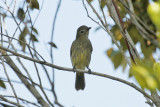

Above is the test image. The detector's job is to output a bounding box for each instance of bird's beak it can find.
[87,27,91,31]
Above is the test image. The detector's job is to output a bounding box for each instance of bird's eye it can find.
[80,30,84,33]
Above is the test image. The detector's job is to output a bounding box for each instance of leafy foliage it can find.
[107,48,127,71]
[18,26,39,52]
[90,0,160,91]
[16,1,39,52]
[130,61,160,91]
[105,0,159,71]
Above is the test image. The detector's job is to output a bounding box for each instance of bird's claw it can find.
[73,67,76,73]
[87,67,91,74]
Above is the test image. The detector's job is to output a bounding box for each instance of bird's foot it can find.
[73,66,77,73]
[87,67,91,74]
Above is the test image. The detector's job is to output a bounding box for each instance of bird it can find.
[70,25,93,90]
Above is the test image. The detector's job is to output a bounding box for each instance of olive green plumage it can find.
[70,25,93,90]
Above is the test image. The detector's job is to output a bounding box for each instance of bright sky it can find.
[0,0,150,107]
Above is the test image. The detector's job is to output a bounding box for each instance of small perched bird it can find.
[70,25,93,91]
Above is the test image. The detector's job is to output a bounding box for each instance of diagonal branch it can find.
[0,49,50,107]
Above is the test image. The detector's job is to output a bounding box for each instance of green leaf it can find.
[147,2,160,30]
[141,40,156,58]
[107,49,125,69]
[31,27,38,34]
[30,34,38,42]
[48,42,57,49]
[26,0,39,10]
[19,27,28,52]
[17,8,25,21]
[129,68,134,77]
[153,62,160,81]
[130,60,159,91]
[122,58,127,71]
[131,65,157,90]
[0,80,6,89]
[88,0,93,2]
[100,0,106,8]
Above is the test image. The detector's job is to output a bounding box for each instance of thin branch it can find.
[0,33,45,61]
[0,95,23,107]
[0,11,19,105]
[82,0,105,30]
[1,77,51,91]
[33,0,45,25]
[50,0,62,90]
[118,0,159,47]
[0,45,154,102]
[98,0,107,26]
[3,95,40,107]
[1,58,20,105]
[1,52,50,106]
[83,0,131,66]
[11,43,33,80]
[12,0,16,13]
[110,0,140,62]
[50,0,64,107]
[2,16,34,82]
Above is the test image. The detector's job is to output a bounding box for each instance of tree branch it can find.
[0,95,24,107]
[0,45,154,102]
[0,49,50,107]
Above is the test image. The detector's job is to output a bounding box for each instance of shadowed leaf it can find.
[26,0,39,10]
[48,42,58,49]
[30,34,38,42]
[107,48,125,69]
[19,27,28,52]
[0,80,6,89]
[88,0,93,2]
[31,27,38,34]
[17,8,25,21]
[100,0,106,8]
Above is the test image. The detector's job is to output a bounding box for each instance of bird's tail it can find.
[75,73,85,90]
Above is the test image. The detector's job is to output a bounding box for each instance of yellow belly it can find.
[71,50,90,69]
